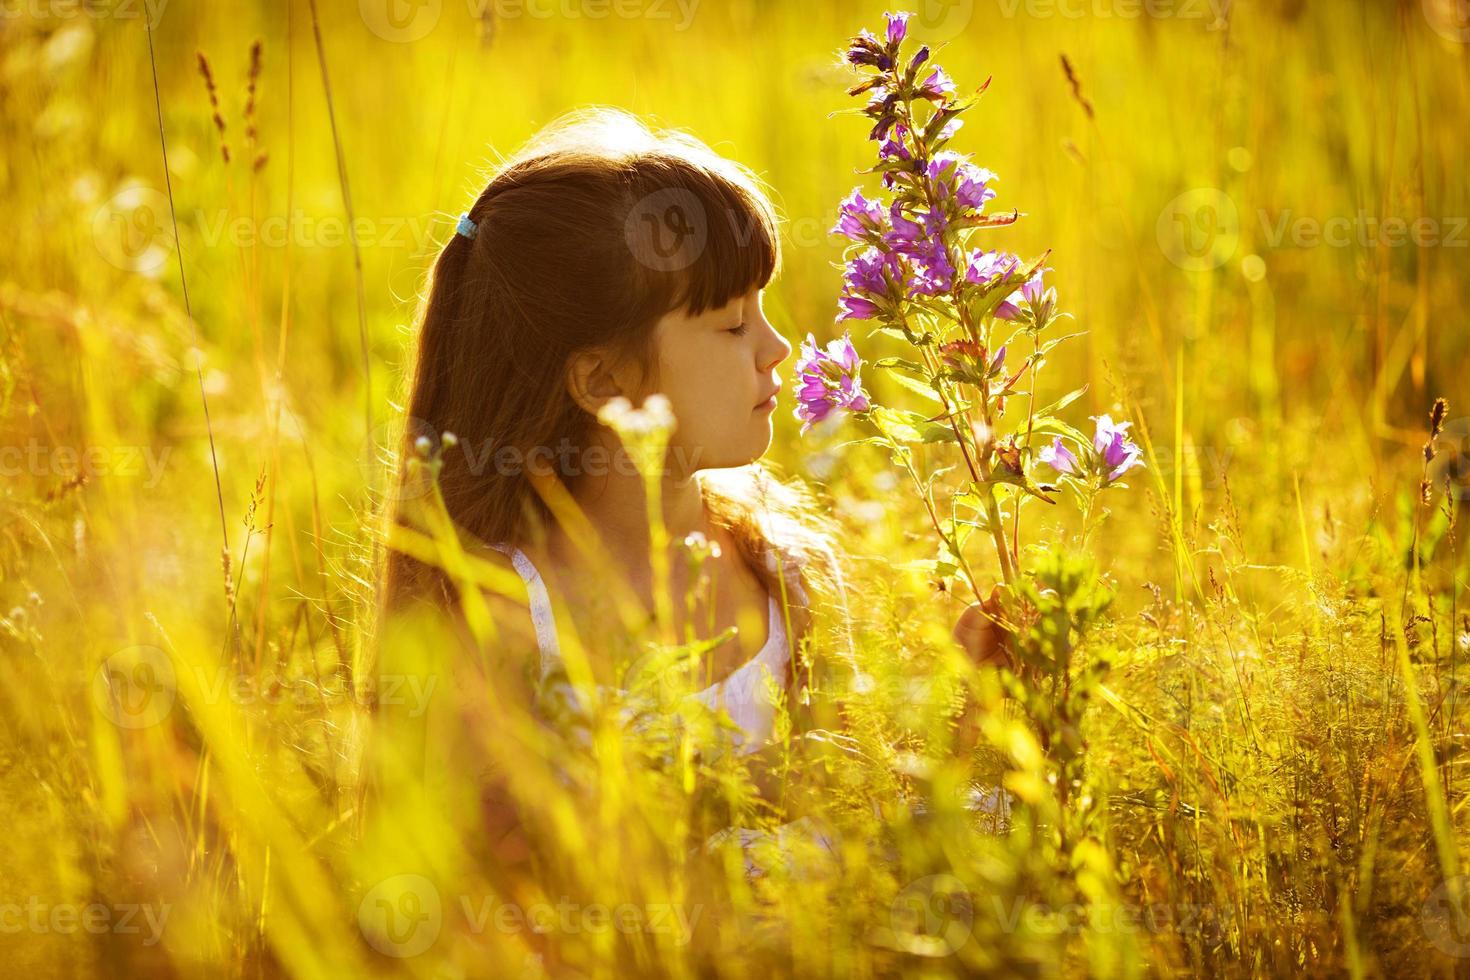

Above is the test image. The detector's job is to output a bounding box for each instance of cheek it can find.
[661,363,751,443]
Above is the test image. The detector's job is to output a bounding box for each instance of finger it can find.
[954,618,1004,660]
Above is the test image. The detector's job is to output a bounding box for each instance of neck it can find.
[553,435,710,578]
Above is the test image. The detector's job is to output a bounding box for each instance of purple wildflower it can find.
[885,205,955,296]
[964,248,1022,288]
[955,164,998,211]
[993,266,1056,321]
[908,44,930,73]
[860,83,901,142]
[925,151,965,181]
[869,114,900,143]
[918,66,955,100]
[886,202,927,243]
[926,154,997,212]
[1022,269,1048,304]
[833,187,886,242]
[994,268,1055,322]
[838,295,882,321]
[1092,415,1145,482]
[907,246,955,295]
[885,10,910,44]
[863,85,896,116]
[794,332,872,434]
[1038,416,1144,486]
[837,248,897,321]
[1039,437,1079,476]
[846,29,892,70]
[845,247,893,294]
[879,124,912,164]
[878,124,912,189]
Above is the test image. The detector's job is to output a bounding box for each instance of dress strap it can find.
[486,542,560,676]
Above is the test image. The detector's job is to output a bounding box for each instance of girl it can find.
[379,107,1007,885]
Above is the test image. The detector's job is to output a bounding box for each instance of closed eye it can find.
[727,323,749,337]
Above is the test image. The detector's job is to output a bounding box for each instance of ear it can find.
[565,348,643,416]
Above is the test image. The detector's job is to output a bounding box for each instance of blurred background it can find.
[2,0,1467,976]
[5,0,1466,587]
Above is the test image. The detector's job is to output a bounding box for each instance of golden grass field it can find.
[1,0,1468,976]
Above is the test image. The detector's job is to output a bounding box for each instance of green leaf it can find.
[1037,330,1088,358]
[1035,384,1088,419]
[883,369,942,404]
[866,325,911,344]
[922,97,976,143]
[924,463,958,493]
[873,356,928,376]
[867,405,913,442]
[869,405,956,444]
[830,436,890,451]
[1029,416,1091,448]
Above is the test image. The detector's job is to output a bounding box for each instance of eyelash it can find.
[727,323,749,337]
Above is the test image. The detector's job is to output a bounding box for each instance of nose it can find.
[760,320,793,372]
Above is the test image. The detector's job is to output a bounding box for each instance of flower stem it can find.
[894,448,988,607]
[916,342,1016,587]
[895,86,1017,587]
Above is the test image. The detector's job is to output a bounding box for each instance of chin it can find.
[740,443,772,468]
[683,422,773,473]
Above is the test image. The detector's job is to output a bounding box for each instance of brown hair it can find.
[377,108,852,683]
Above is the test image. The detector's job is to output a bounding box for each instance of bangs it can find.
[672,177,781,316]
[625,153,782,319]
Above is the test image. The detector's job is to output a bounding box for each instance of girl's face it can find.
[652,287,792,473]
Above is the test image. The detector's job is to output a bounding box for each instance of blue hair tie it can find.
[455,212,479,241]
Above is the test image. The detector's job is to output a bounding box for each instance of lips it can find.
[755,385,781,409]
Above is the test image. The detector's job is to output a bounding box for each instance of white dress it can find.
[487,541,841,880]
